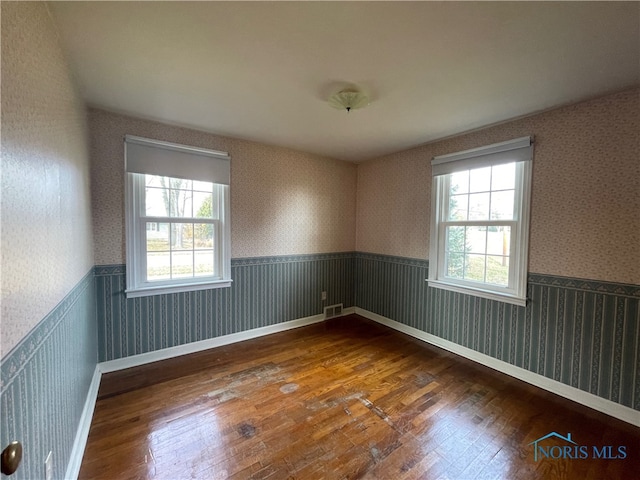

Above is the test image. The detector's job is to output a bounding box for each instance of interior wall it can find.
[89,109,358,361]
[1,2,94,357]
[89,108,357,265]
[354,89,640,412]
[355,253,639,411]
[1,2,97,479]
[356,88,640,285]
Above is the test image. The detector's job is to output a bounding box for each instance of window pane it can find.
[466,226,487,255]
[145,188,168,216]
[469,167,491,193]
[145,175,192,217]
[146,187,186,218]
[491,163,516,191]
[171,251,193,278]
[465,254,485,282]
[194,223,214,248]
[446,252,464,279]
[486,255,509,286]
[169,189,192,218]
[195,250,215,277]
[448,194,468,221]
[446,226,466,254]
[147,251,170,281]
[490,190,514,220]
[487,227,511,256]
[194,192,215,218]
[171,223,193,250]
[450,171,469,195]
[468,192,490,220]
[146,222,170,251]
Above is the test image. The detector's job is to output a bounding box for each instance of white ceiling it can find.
[50,1,639,162]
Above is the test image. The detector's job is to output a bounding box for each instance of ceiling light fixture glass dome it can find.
[328,88,370,112]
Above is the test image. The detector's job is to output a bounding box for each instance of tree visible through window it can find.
[143,175,220,281]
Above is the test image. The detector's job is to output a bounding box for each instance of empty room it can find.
[1,2,639,479]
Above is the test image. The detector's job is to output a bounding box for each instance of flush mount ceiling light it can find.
[328,88,369,112]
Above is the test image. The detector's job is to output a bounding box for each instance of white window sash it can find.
[138,218,222,286]
[440,223,518,287]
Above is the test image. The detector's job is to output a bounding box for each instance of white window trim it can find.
[427,136,533,306]
[124,135,232,298]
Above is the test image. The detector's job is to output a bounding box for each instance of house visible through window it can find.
[125,135,231,297]
[428,137,533,306]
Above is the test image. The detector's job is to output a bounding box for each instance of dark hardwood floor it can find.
[79,314,639,479]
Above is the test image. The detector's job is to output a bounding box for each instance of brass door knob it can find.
[1,441,22,475]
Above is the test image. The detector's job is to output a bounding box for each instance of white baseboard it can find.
[99,311,343,373]
[65,365,102,480]
[355,307,640,428]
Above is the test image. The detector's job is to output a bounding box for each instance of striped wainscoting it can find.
[0,270,97,480]
[355,252,640,411]
[95,253,355,362]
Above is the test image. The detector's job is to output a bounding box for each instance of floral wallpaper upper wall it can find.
[89,109,358,265]
[0,1,94,357]
[356,88,640,285]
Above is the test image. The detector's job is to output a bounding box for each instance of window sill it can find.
[426,279,527,307]
[126,279,232,298]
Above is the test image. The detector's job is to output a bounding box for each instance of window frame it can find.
[428,137,533,306]
[124,136,232,298]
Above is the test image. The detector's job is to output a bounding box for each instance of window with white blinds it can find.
[428,136,533,306]
[124,135,231,297]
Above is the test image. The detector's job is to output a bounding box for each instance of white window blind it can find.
[431,136,532,176]
[428,136,534,306]
[124,135,232,298]
[125,135,230,185]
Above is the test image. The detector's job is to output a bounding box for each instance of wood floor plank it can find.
[80,315,639,479]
